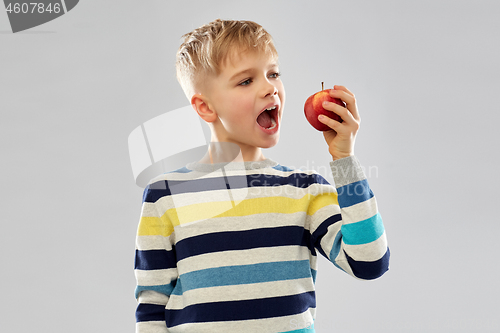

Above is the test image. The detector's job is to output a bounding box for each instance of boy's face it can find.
[202,49,285,154]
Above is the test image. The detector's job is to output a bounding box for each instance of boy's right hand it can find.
[318,85,361,161]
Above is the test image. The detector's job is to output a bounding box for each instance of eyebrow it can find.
[229,69,254,82]
[229,63,279,82]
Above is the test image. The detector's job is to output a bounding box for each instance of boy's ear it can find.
[191,94,217,123]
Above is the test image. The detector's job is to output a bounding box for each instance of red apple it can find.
[304,85,345,131]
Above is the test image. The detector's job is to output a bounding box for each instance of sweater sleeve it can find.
[134,183,178,332]
[310,155,390,280]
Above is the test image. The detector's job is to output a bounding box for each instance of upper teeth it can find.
[265,106,276,111]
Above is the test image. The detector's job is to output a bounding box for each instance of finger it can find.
[329,88,360,121]
[333,85,354,97]
[319,112,359,141]
[322,100,356,124]
[318,113,341,131]
[318,113,355,138]
[329,89,354,107]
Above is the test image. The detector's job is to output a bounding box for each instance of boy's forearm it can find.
[135,246,171,332]
[136,318,168,333]
[329,155,390,279]
[329,155,366,187]
[135,187,177,332]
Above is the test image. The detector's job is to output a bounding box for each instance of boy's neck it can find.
[197,142,266,164]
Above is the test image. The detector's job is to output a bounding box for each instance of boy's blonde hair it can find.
[176,19,278,100]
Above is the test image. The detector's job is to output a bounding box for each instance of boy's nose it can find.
[264,83,278,98]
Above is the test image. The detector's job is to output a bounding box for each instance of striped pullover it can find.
[134,155,390,333]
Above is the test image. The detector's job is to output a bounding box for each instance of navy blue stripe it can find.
[344,247,390,280]
[176,226,310,261]
[310,214,342,258]
[135,249,176,270]
[247,172,330,188]
[143,172,332,203]
[165,291,316,327]
[136,303,165,323]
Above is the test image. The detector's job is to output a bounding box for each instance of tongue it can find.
[257,110,272,128]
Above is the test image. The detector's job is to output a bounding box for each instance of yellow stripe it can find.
[308,191,338,215]
[137,216,174,237]
[138,192,338,237]
[168,192,338,227]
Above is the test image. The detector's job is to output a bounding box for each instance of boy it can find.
[134,19,389,332]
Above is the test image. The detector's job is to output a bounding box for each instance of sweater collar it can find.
[186,158,279,172]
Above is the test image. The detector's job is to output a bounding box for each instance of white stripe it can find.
[136,235,173,251]
[172,211,308,242]
[341,196,378,225]
[309,254,318,271]
[166,278,315,310]
[137,290,169,305]
[136,321,168,333]
[332,252,355,277]
[135,268,177,286]
[139,201,159,217]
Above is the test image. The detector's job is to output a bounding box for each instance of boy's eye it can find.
[239,78,252,86]
[238,72,281,86]
[269,72,281,79]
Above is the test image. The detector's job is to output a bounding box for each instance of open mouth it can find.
[256,105,278,130]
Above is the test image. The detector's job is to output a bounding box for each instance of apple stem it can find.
[322,82,324,91]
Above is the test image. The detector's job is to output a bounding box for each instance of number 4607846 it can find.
[5,2,62,14]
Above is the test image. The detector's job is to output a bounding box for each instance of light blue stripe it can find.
[341,213,384,245]
[282,321,315,332]
[167,166,191,174]
[273,164,295,172]
[337,179,374,208]
[329,231,346,272]
[173,260,312,294]
[329,230,343,263]
[310,268,317,283]
[135,281,176,299]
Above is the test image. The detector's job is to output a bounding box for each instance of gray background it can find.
[1,0,499,332]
